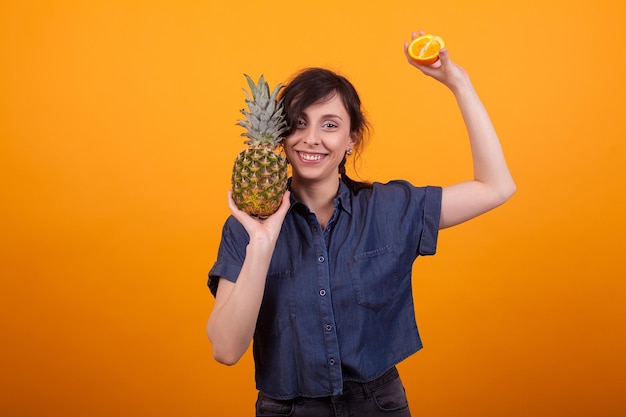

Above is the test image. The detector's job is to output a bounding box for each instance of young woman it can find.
[207,30,516,417]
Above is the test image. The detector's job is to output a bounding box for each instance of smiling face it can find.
[283,93,355,187]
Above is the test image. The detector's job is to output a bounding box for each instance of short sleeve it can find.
[365,180,442,259]
[418,185,442,256]
[207,216,249,297]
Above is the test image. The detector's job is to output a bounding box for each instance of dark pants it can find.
[255,367,411,417]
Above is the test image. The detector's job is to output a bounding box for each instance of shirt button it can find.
[318,255,325,263]
[329,358,335,365]
[325,324,332,332]
[319,289,326,296]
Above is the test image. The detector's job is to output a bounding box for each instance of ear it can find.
[348,132,357,148]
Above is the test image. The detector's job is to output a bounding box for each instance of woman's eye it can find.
[323,122,338,128]
[296,119,306,128]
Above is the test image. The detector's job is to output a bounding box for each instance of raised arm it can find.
[404,31,516,229]
[206,190,290,365]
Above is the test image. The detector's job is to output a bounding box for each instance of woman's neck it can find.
[290,176,339,228]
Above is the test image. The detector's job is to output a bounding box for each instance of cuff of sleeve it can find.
[419,186,442,256]
[208,261,242,297]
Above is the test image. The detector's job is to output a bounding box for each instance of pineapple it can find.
[231,74,288,217]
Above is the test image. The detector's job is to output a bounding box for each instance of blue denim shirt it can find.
[208,179,442,399]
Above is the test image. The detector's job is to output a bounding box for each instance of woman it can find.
[207,30,516,416]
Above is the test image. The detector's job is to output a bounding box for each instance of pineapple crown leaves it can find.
[236,74,288,147]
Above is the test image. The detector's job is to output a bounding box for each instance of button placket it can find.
[311,213,342,394]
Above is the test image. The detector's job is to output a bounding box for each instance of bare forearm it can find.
[207,191,291,364]
[207,240,274,365]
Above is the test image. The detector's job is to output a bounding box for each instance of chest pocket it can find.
[347,245,399,312]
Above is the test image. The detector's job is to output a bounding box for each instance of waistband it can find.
[258,367,401,402]
[341,366,400,397]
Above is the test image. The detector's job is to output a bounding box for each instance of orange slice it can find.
[407,34,445,65]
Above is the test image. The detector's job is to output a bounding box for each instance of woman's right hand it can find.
[227,189,291,246]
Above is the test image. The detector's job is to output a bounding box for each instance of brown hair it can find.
[279,68,372,193]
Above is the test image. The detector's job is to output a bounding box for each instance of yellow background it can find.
[1,1,625,416]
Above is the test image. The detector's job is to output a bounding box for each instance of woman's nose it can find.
[302,128,320,145]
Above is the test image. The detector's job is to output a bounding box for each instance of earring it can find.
[346,148,353,155]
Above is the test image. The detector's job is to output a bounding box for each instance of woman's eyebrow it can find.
[301,112,343,120]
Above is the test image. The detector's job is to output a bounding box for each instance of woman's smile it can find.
[297,151,327,163]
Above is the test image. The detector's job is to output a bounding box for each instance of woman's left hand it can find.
[404,30,470,92]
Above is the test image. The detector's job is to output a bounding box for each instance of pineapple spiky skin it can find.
[231,74,289,218]
[231,147,288,217]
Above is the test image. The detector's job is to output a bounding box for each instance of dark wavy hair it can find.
[279,68,372,193]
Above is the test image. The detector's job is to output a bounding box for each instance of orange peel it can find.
[408,34,445,65]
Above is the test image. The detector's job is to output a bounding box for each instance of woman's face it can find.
[283,93,355,185]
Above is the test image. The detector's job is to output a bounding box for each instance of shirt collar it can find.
[286,177,353,216]
[336,178,353,215]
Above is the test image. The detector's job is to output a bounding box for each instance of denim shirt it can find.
[208,179,442,399]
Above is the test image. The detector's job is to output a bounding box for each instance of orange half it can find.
[408,34,445,65]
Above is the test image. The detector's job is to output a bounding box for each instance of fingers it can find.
[279,190,291,212]
[227,189,291,228]
[226,190,238,213]
[226,190,250,224]
[410,30,425,40]
[404,29,441,69]
[404,29,451,76]
[403,40,412,62]
[437,47,450,67]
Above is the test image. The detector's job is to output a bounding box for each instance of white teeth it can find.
[300,153,323,161]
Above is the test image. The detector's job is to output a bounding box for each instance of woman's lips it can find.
[298,151,326,162]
